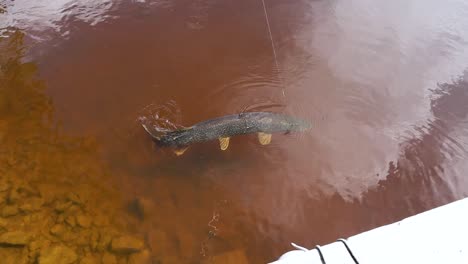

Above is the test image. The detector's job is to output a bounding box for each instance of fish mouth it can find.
[141,123,159,139]
[139,117,171,140]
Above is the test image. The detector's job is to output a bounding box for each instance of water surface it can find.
[2,0,468,262]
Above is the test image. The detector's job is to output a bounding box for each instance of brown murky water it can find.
[2,0,468,263]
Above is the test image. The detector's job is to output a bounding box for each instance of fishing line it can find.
[260,0,286,98]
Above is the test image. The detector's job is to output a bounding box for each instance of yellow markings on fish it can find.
[173,147,188,156]
[258,132,272,145]
[219,137,230,150]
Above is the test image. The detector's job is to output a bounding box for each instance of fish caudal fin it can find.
[219,137,230,150]
[173,147,189,156]
[258,132,272,145]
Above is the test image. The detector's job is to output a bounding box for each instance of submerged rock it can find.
[1,205,19,217]
[7,188,20,203]
[101,252,117,264]
[50,224,66,238]
[0,231,31,246]
[36,184,56,203]
[28,239,47,261]
[0,217,8,228]
[54,200,73,213]
[66,192,83,205]
[110,235,144,254]
[76,214,92,228]
[17,184,39,197]
[89,230,100,251]
[30,197,45,209]
[128,249,152,264]
[97,231,114,251]
[128,197,153,220]
[39,245,78,264]
[65,215,77,227]
[0,247,29,264]
[80,253,100,264]
[0,180,10,192]
[19,203,34,213]
[50,224,76,242]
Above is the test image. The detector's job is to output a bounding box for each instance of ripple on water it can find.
[206,72,284,112]
[1,0,115,39]
[137,100,185,134]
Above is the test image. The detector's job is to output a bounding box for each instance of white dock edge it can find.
[270,197,468,264]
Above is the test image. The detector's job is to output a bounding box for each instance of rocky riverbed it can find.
[0,176,151,264]
[0,32,152,264]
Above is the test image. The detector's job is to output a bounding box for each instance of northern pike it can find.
[142,111,311,155]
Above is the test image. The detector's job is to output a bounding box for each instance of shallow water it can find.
[2,0,468,262]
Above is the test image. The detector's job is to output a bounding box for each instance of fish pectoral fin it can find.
[219,137,230,150]
[173,147,189,156]
[258,132,272,145]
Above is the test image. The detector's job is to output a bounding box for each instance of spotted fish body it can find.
[143,112,311,153]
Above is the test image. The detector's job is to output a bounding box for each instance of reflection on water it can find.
[1,0,115,39]
[2,0,468,262]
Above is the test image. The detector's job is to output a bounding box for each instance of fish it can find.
[142,111,311,155]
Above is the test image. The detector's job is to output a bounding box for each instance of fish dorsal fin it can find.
[173,147,189,156]
[258,132,272,145]
[219,137,230,150]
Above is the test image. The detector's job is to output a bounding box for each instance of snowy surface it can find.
[271,198,468,264]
